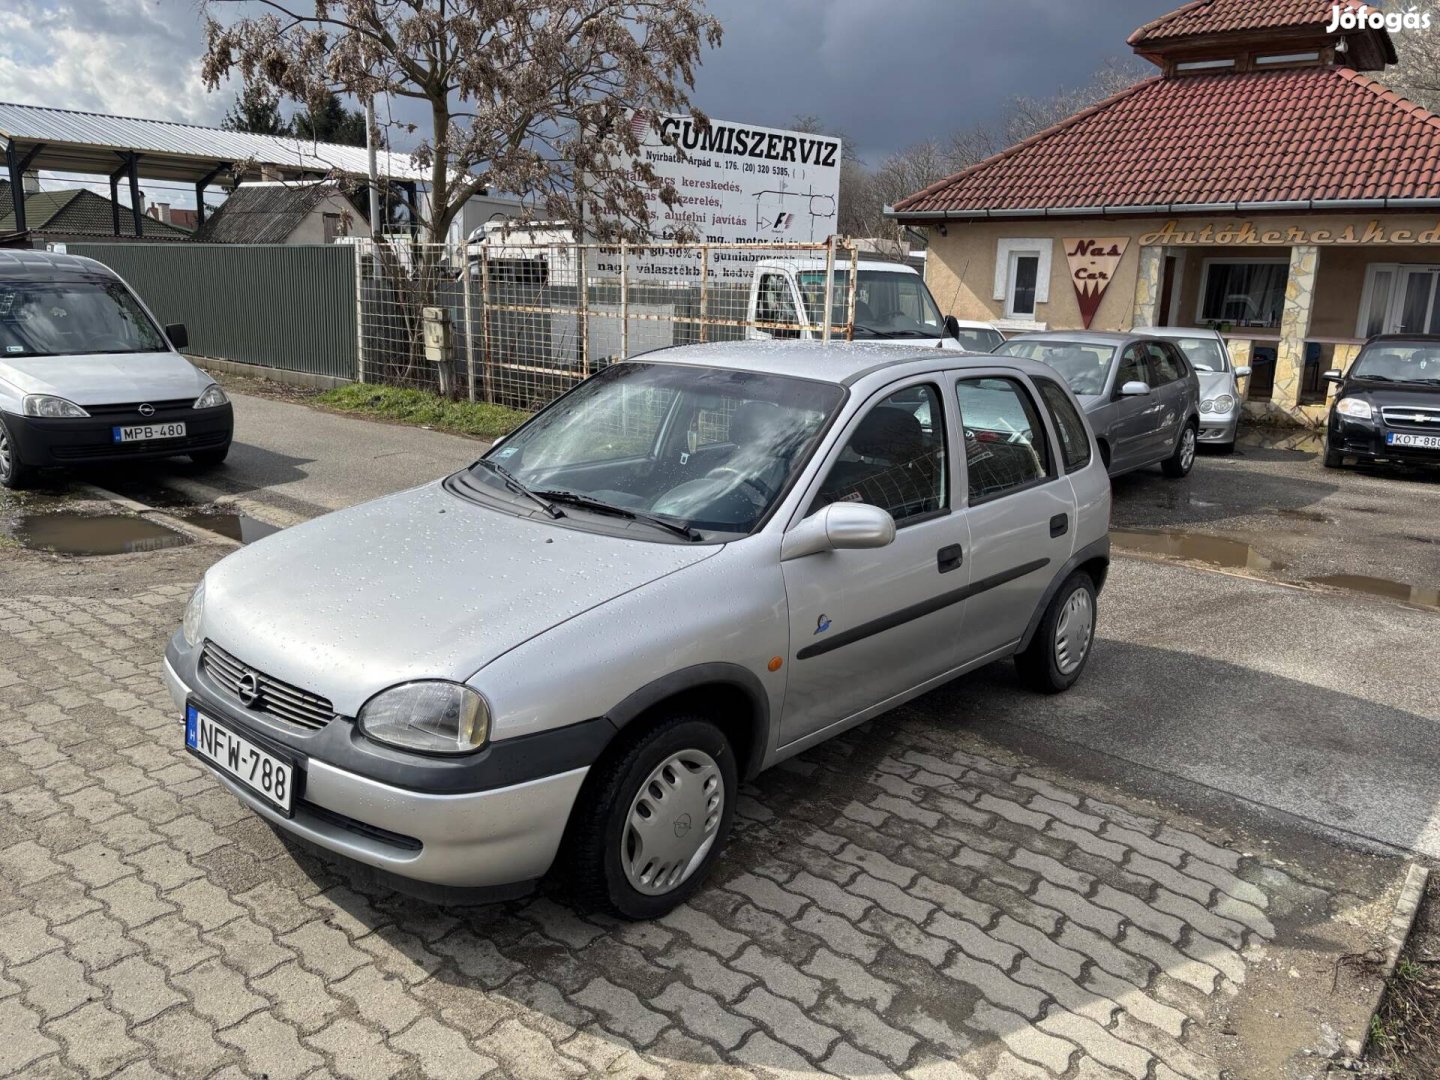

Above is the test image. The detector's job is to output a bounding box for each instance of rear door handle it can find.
[1050,513,1068,538]
[936,544,963,574]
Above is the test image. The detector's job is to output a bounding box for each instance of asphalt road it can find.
[16,393,1440,860]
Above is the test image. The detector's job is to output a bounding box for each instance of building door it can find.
[1395,268,1440,334]
[1158,256,1177,326]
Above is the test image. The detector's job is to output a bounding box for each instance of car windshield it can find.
[0,280,167,358]
[996,339,1117,397]
[797,270,944,338]
[953,327,1005,352]
[1349,342,1440,383]
[462,362,844,538]
[1166,336,1230,372]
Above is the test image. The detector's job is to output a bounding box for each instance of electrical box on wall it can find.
[422,306,451,363]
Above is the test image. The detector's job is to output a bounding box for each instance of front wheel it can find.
[565,715,737,919]
[0,419,34,489]
[1323,439,1345,469]
[1161,423,1198,478]
[190,444,230,468]
[1016,571,1097,694]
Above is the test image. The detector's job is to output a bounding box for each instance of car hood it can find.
[201,482,721,715]
[1343,379,1440,406]
[1196,370,1234,399]
[0,350,211,404]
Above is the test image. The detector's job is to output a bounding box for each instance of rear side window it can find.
[954,377,1053,503]
[1034,377,1091,472]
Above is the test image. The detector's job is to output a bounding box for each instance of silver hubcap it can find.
[622,748,724,895]
[1179,428,1196,471]
[0,428,11,480]
[1054,587,1094,675]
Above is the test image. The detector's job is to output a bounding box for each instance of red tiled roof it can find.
[892,67,1440,216]
[1129,0,1360,44]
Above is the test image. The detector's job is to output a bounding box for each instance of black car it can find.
[1324,335,1440,470]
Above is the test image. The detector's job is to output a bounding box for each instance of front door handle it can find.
[936,544,963,574]
[1050,513,1068,538]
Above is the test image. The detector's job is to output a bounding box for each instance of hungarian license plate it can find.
[185,704,295,814]
[113,421,186,443]
[1387,432,1440,449]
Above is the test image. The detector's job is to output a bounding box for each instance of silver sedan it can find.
[164,342,1111,918]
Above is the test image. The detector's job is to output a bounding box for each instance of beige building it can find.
[889,0,1440,422]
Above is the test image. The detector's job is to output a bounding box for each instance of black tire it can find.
[1161,422,1198,479]
[1323,442,1345,469]
[0,417,34,490]
[564,714,737,920]
[1016,570,1097,694]
[190,444,230,468]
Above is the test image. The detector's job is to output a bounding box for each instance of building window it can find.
[1175,58,1235,71]
[1254,51,1321,65]
[993,239,1052,324]
[1197,259,1288,328]
[322,212,343,243]
[1358,263,1440,337]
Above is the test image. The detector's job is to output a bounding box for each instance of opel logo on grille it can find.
[138,403,156,417]
[236,671,262,708]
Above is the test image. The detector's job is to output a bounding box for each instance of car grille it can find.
[200,641,336,731]
[1381,405,1440,430]
[51,430,228,461]
[84,399,196,417]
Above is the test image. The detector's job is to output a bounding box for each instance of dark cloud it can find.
[692,0,1172,162]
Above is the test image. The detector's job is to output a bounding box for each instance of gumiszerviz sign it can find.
[1065,237,1130,328]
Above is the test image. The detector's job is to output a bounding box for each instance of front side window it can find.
[955,377,1052,502]
[812,384,948,525]
[996,339,1115,397]
[0,280,166,358]
[756,273,800,339]
[1144,342,1185,385]
[797,270,944,339]
[1198,261,1288,328]
[1117,345,1148,388]
[1035,377,1092,472]
[953,327,1005,352]
[472,362,844,538]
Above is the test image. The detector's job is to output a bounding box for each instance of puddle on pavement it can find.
[1306,574,1440,611]
[1239,427,1325,454]
[4,512,192,555]
[1110,527,1285,572]
[172,510,281,544]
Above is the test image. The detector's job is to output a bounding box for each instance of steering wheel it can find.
[706,465,773,503]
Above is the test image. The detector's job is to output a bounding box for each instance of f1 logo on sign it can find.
[1064,237,1130,329]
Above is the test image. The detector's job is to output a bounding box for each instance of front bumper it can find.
[1328,417,1440,466]
[1196,411,1240,444]
[162,645,590,895]
[3,403,233,468]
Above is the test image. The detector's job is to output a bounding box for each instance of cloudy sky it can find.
[0,0,1170,207]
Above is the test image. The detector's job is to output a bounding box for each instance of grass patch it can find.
[317,384,530,440]
[1369,886,1440,1078]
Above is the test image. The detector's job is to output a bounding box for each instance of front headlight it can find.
[1211,394,1235,413]
[1336,396,1373,420]
[358,681,490,755]
[1199,398,1215,414]
[193,385,229,409]
[22,395,90,418]
[182,579,205,648]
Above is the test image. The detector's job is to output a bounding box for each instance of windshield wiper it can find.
[1355,374,1395,382]
[536,490,702,541]
[472,459,564,518]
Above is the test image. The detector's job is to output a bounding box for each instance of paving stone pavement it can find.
[0,578,1385,1079]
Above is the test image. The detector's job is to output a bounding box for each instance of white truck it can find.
[746,257,1004,352]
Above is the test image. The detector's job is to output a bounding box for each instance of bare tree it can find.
[200,0,722,244]
[1379,3,1440,113]
[997,56,1150,145]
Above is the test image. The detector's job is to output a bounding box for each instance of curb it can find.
[1344,860,1430,1060]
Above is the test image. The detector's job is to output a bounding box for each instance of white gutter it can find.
[885,197,1440,220]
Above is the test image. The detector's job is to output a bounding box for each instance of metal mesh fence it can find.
[355,239,861,411]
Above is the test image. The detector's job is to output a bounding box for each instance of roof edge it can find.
[891,76,1163,214]
[888,196,1440,223]
[1126,0,1211,46]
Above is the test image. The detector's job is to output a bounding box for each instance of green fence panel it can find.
[65,243,357,380]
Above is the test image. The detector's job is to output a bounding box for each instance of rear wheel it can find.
[1161,423,1198,478]
[565,714,737,919]
[0,419,34,489]
[1016,570,1097,694]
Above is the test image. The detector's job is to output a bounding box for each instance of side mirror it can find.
[781,502,897,562]
[943,314,962,338]
[1322,368,1343,382]
[1233,365,1252,377]
[165,323,189,351]
[1119,380,1151,397]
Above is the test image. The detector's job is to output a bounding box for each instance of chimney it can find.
[152,202,172,224]
[22,171,40,194]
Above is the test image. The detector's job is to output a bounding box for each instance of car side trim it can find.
[796,558,1051,661]
[1017,535,1111,653]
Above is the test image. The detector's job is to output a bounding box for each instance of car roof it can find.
[0,249,119,283]
[755,257,919,275]
[1141,326,1223,338]
[629,341,1048,388]
[1001,330,1134,345]
[1365,334,1440,344]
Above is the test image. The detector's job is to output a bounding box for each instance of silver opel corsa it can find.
[164,342,1111,919]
